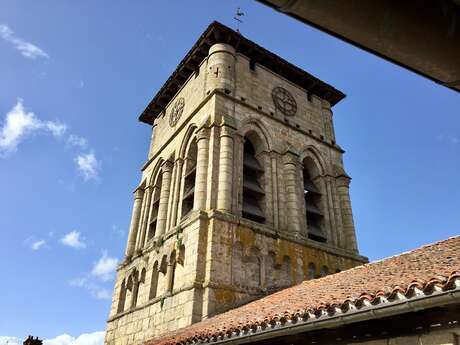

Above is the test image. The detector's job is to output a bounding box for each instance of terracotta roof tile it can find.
[145,236,460,345]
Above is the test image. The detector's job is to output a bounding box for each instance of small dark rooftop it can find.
[139,21,345,125]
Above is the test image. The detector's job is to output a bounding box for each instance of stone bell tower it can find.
[105,21,367,345]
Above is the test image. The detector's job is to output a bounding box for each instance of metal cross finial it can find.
[234,7,245,33]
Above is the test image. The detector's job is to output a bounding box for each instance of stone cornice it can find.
[139,21,345,124]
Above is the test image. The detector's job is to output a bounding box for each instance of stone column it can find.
[194,127,210,210]
[322,175,342,247]
[134,190,147,251]
[270,152,280,230]
[156,160,173,238]
[169,158,184,227]
[336,175,358,252]
[313,175,334,244]
[205,126,220,210]
[217,126,235,212]
[283,151,302,236]
[125,187,144,258]
[137,185,153,249]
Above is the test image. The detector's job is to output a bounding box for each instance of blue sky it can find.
[0,0,459,343]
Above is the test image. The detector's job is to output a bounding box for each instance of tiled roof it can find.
[146,236,460,345]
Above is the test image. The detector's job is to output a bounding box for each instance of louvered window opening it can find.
[181,159,196,219]
[303,169,326,242]
[148,176,162,241]
[242,140,265,223]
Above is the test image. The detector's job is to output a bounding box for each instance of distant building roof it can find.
[145,236,460,345]
[139,21,345,125]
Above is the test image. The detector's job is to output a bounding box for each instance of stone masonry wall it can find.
[106,42,365,345]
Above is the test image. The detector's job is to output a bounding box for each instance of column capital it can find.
[144,185,154,192]
[282,150,300,166]
[134,187,144,199]
[220,125,236,138]
[196,126,211,141]
[336,174,351,187]
[174,157,184,166]
[161,160,174,173]
[269,150,280,159]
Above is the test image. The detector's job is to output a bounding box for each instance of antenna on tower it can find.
[234,7,245,33]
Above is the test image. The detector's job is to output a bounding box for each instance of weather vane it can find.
[234,7,245,33]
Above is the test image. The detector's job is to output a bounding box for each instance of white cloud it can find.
[111,224,125,237]
[0,99,66,155]
[70,277,112,300]
[0,336,21,345]
[0,332,105,345]
[44,332,105,345]
[70,250,118,300]
[91,250,118,281]
[75,152,100,181]
[60,230,86,249]
[67,134,88,148]
[31,239,46,250]
[0,24,49,59]
[46,121,67,137]
[437,133,459,145]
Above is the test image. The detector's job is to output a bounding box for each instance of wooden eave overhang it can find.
[139,21,346,125]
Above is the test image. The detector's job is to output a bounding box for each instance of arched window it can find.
[265,251,277,291]
[149,261,159,300]
[279,256,291,288]
[126,274,134,309]
[130,270,140,308]
[168,251,177,293]
[246,247,262,289]
[303,158,326,242]
[181,138,197,219]
[308,262,316,280]
[231,242,244,286]
[320,265,329,277]
[157,255,168,296]
[242,139,265,223]
[117,279,126,313]
[147,173,162,241]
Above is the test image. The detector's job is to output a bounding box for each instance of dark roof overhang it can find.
[139,21,345,125]
[256,0,460,95]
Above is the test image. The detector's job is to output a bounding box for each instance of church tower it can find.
[105,22,367,345]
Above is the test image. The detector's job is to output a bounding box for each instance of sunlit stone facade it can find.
[105,23,367,345]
